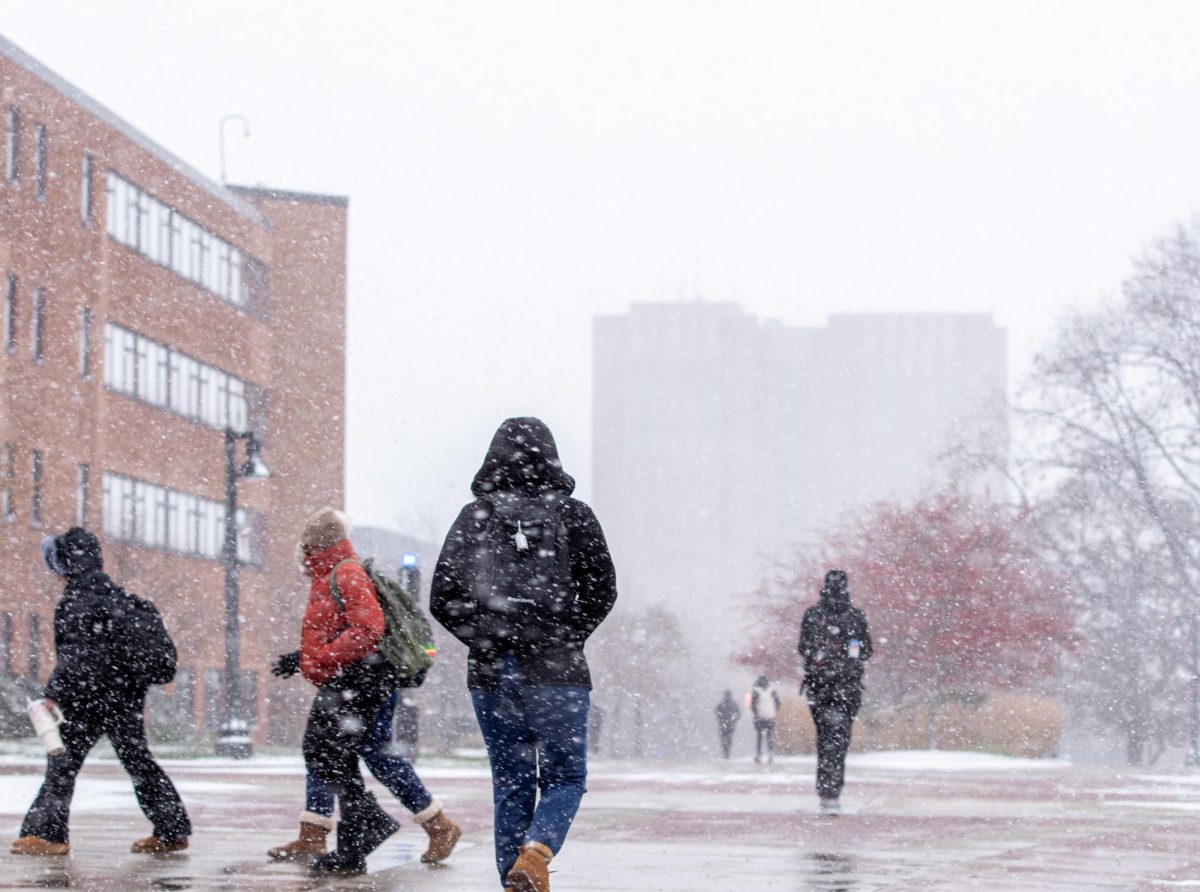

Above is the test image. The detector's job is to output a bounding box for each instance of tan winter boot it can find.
[10,836,69,856]
[506,841,553,892]
[130,835,188,854]
[267,818,330,861]
[413,801,461,864]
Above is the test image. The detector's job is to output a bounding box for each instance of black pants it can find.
[20,700,191,844]
[719,727,735,759]
[302,654,400,859]
[754,719,775,761]
[810,702,855,800]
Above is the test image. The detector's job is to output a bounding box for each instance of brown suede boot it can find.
[419,809,461,864]
[130,836,188,854]
[10,836,69,856]
[506,841,553,892]
[267,821,330,861]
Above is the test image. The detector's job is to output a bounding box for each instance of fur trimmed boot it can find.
[267,817,331,861]
[130,835,188,854]
[10,836,69,856]
[506,841,554,892]
[413,801,461,864]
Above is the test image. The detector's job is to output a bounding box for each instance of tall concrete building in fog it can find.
[593,302,1007,657]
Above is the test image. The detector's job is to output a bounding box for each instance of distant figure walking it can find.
[800,569,872,815]
[431,417,618,892]
[750,676,781,764]
[12,528,190,856]
[715,690,740,759]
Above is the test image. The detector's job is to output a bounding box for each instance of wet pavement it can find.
[1,751,1199,890]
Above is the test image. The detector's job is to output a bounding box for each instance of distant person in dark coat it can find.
[715,690,740,759]
[432,417,618,892]
[11,527,191,857]
[800,569,872,815]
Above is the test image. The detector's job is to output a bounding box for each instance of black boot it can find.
[312,792,400,876]
[309,849,367,876]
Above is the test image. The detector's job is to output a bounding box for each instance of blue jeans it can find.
[471,654,590,886]
[306,690,433,817]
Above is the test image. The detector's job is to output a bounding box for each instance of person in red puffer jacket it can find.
[296,507,400,877]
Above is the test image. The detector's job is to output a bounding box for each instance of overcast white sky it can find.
[4,1,1200,537]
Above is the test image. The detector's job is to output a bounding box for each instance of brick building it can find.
[0,35,347,745]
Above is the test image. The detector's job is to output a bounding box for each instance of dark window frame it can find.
[34,123,46,200]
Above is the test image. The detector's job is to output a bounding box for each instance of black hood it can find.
[471,417,576,498]
[55,527,104,577]
[821,569,850,605]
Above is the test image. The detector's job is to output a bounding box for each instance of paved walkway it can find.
[1,751,1199,889]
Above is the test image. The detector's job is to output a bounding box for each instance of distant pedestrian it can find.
[750,676,781,764]
[11,528,191,857]
[291,508,459,876]
[394,691,420,762]
[800,569,872,815]
[431,417,618,892]
[715,690,740,759]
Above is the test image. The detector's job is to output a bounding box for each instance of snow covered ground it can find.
[0,748,1197,889]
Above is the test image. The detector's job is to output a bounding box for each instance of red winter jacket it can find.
[300,539,384,686]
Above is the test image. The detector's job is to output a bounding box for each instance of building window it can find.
[1,612,12,676]
[1,444,13,521]
[30,450,42,527]
[104,171,261,310]
[34,124,46,200]
[80,152,93,223]
[102,470,262,564]
[3,274,14,353]
[27,614,40,681]
[79,305,91,377]
[4,108,17,183]
[103,322,255,433]
[77,463,89,526]
[30,286,43,361]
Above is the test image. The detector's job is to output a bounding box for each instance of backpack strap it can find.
[327,558,362,613]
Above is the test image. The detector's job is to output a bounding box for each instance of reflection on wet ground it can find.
[1,755,1200,888]
[807,852,855,891]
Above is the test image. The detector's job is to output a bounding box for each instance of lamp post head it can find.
[238,432,270,481]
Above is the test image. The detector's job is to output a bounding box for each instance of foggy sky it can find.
[3,1,1200,541]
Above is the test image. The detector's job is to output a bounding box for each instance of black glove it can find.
[272,651,300,679]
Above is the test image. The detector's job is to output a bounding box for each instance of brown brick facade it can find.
[0,37,346,746]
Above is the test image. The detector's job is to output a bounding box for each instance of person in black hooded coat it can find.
[11,527,191,857]
[799,569,872,814]
[431,417,617,892]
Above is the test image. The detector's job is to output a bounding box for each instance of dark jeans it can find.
[718,727,735,759]
[21,701,191,844]
[470,654,589,886]
[305,690,433,817]
[810,702,854,799]
[302,655,400,859]
[754,718,775,761]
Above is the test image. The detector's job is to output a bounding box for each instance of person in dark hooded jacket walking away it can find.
[800,569,872,815]
[431,418,617,892]
[11,527,191,856]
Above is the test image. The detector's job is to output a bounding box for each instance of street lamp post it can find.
[215,428,268,759]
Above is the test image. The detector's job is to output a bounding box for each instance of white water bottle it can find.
[28,699,65,756]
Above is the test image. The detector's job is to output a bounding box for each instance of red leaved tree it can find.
[737,492,1072,741]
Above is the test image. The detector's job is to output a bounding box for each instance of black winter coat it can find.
[43,527,148,711]
[800,589,872,713]
[431,418,618,690]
